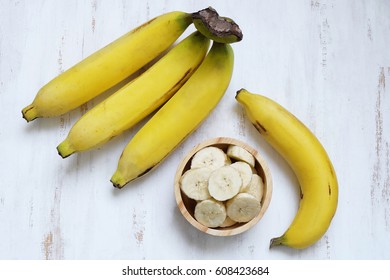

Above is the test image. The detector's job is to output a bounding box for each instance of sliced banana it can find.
[194,199,227,228]
[180,167,212,201]
[208,165,242,201]
[219,216,237,228]
[227,145,255,168]
[241,174,264,202]
[230,161,253,191]
[226,193,261,223]
[191,146,230,170]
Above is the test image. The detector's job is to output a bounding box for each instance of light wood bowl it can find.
[174,137,272,236]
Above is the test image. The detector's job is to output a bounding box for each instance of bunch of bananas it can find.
[22,7,338,250]
[22,7,238,188]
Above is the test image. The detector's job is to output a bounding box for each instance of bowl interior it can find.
[174,137,272,236]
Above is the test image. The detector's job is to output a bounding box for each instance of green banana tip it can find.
[21,104,38,122]
[56,141,74,159]
[111,172,126,189]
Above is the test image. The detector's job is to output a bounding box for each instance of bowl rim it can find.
[174,137,273,236]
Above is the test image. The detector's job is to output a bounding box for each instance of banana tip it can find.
[111,180,123,189]
[235,88,246,99]
[111,172,127,189]
[56,141,74,158]
[269,236,284,249]
[21,105,38,122]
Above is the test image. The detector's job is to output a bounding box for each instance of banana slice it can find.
[180,167,212,201]
[191,146,230,170]
[208,165,242,201]
[227,145,255,168]
[230,161,253,191]
[226,193,261,223]
[219,216,237,228]
[241,174,264,202]
[194,199,227,228]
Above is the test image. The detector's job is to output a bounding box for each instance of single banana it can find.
[226,193,261,223]
[230,161,253,191]
[194,199,227,228]
[180,167,212,201]
[190,146,230,170]
[111,42,234,188]
[235,88,338,249]
[21,11,192,122]
[227,144,256,167]
[56,31,210,158]
[208,166,242,201]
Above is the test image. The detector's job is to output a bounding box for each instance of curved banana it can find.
[21,11,192,122]
[56,32,210,158]
[111,42,234,188]
[235,89,338,249]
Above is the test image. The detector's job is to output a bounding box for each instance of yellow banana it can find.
[235,89,338,249]
[56,31,210,158]
[111,42,234,189]
[21,11,192,122]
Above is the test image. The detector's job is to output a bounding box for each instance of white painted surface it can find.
[0,0,389,260]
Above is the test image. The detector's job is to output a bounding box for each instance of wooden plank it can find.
[0,0,389,259]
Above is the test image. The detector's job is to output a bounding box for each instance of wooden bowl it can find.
[174,137,272,236]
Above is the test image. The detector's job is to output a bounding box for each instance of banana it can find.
[194,199,227,228]
[180,167,212,201]
[226,193,261,223]
[208,166,242,201]
[21,11,192,122]
[235,88,338,249]
[192,7,243,44]
[227,145,256,167]
[56,31,210,158]
[230,161,253,191]
[241,174,264,202]
[111,42,234,188]
[190,146,230,170]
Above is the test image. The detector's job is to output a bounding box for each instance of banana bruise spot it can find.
[328,183,332,196]
[161,68,193,101]
[136,166,155,179]
[129,17,157,34]
[253,121,267,134]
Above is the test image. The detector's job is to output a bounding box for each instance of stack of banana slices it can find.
[180,145,264,228]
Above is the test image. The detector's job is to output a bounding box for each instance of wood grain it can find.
[0,0,389,259]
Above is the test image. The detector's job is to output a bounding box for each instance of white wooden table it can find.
[1,0,389,260]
